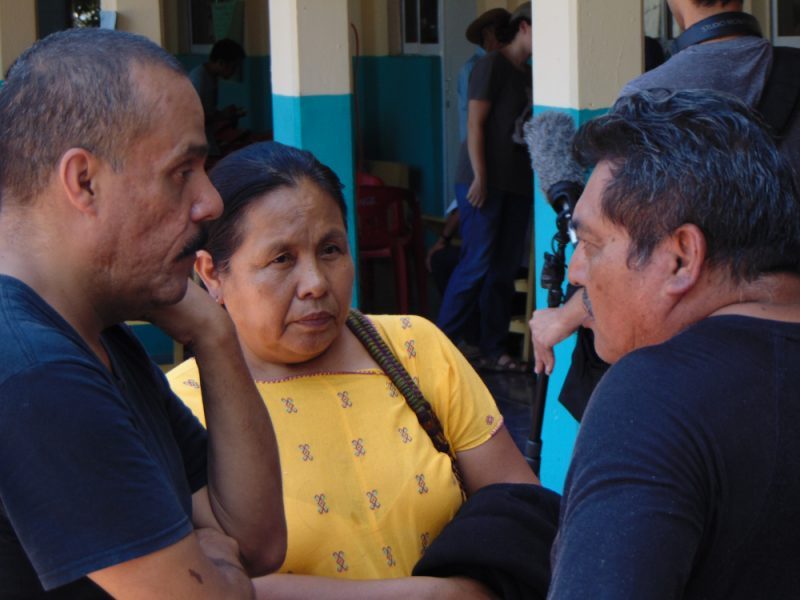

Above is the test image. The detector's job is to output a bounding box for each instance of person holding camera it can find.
[437,3,533,373]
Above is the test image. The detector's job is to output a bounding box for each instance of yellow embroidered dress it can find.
[167,314,502,578]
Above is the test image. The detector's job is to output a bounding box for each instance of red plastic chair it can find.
[356,185,428,315]
[356,171,385,186]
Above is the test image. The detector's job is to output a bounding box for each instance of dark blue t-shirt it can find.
[0,275,208,598]
[550,315,800,599]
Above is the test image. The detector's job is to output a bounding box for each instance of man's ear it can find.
[195,250,224,304]
[58,148,100,215]
[665,223,706,295]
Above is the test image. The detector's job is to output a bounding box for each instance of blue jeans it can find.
[436,184,532,358]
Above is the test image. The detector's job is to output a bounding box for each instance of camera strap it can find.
[672,11,761,54]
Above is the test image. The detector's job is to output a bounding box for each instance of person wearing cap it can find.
[428,8,510,362]
[438,2,534,373]
[458,8,510,142]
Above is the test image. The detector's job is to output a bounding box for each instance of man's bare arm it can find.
[529,292,587,375]
[147,281,286,575]
[253,573,496,600]
[466,99,491,208]
[89,530,254,599]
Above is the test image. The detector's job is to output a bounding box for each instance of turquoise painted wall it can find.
[354,55,444,217]
[175,53,444,220]
[173,52,443,306]
[533,104,608,493]
[129,323,176,366]
[272,93,359,270]
[177,54,273,135]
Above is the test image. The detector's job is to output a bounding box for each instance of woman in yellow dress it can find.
[167,141,537,598]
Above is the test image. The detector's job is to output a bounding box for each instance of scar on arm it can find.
[188,568,204,584]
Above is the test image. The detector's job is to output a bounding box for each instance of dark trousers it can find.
[437,184,531,358]
[431,243,480,346]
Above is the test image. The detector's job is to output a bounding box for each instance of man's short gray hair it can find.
[0,28,185,206]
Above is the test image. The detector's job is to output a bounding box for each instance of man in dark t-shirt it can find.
[548,89,800,598]
[531,0,800,420]
[0,29,285,598]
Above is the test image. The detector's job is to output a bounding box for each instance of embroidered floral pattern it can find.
[420,532,431,555]
[332,551,348,572]
[386,381,399,397]
[398,427,413,443]
[416,473,429,494]
[314,494,329,514]
[280,397,298,413]
[337,390,352,408]
[183,379,200,389]
[366,489,381,510]
[405,339,417,358]
[400,317,412,329]
[382,546,396,567]
[298,443,313,461]
[352,438,366,457]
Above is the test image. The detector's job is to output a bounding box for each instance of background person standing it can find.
[437,3,533,373]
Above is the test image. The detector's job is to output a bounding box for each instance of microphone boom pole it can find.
[524,192,574,475]
[523,112,585,476]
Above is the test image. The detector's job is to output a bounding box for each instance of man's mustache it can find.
[582,288,594,319]
[177,229,208,260]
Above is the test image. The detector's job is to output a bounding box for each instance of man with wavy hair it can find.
[530,0,800,419]
[548,88,800,598]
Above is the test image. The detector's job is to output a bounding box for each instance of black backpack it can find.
[758,46,800,138]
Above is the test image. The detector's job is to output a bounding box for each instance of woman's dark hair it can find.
[205,141,347,272]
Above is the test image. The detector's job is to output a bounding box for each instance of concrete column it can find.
[532,0,642,491]
[0,1,36,78]
[269,0,358,301]
[101,0,165,46]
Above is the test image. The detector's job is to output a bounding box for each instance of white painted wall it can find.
[534,0,642,110]
[270,0,351,96]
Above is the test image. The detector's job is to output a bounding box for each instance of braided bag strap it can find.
[346,309,466,495]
